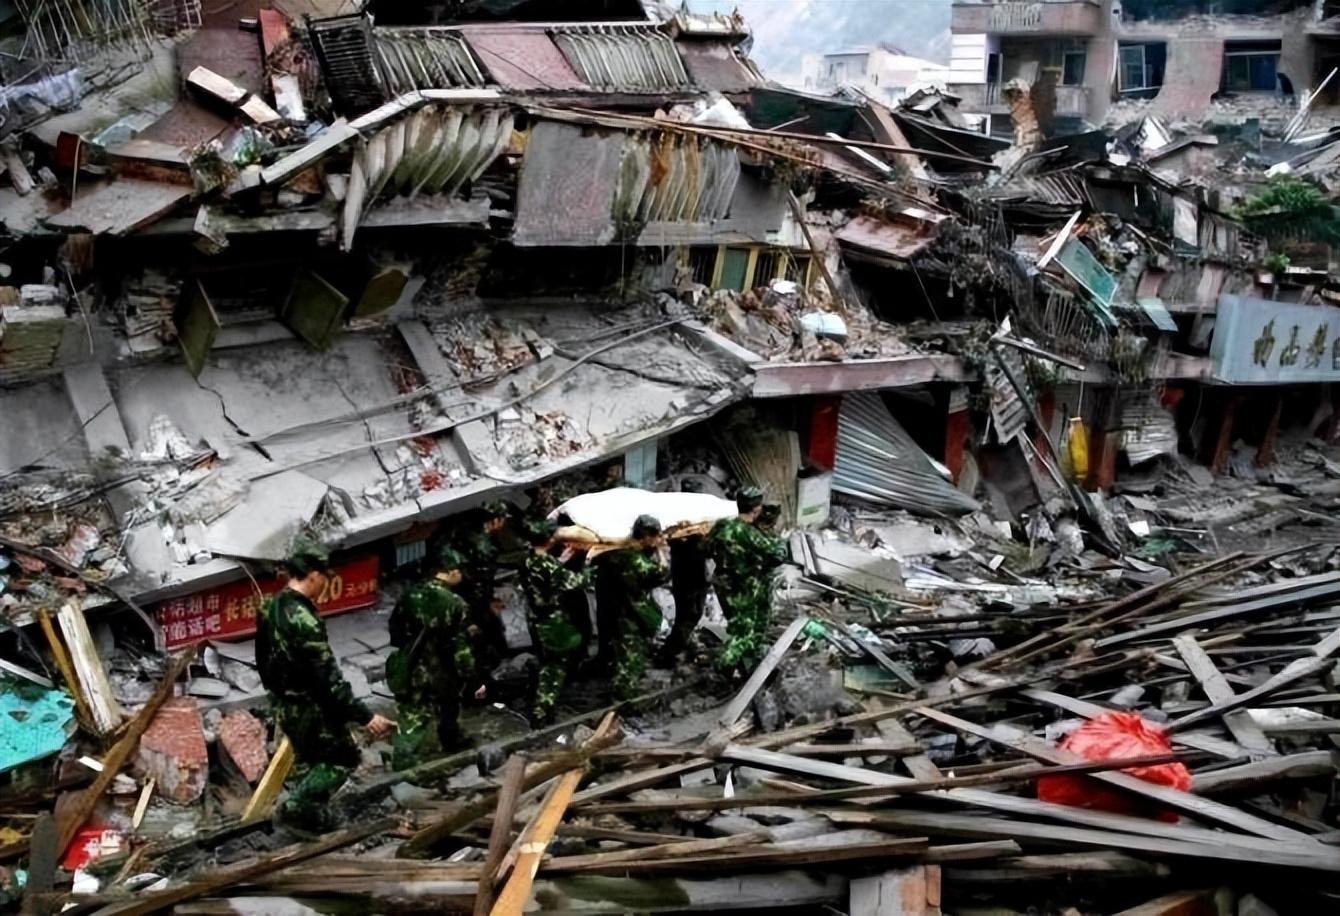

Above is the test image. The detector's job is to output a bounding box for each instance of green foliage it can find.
[1264,251,1291,276]
[1236,177,1340,244]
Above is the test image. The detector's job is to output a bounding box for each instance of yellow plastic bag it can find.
[1066,416,1090,482]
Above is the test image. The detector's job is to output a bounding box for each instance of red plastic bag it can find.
[1036,711,1191,822]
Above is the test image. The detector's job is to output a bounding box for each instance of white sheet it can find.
[551,488,737,541]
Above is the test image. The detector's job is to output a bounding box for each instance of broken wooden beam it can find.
[491,713,618,916]
[719,616,808,727]
[88,817,397,915]
[474,755,525,916]
[913,705,1315,843]
[1173,633,1274,756]
[401,724,622,858]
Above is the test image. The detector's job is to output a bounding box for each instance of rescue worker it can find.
[597,515,668,699]
[256,538,395,831]
[705,486,788,676]
[520,520,592,723]
[450,500,511,688]
[660,479,710,665]
[386,546,481,770]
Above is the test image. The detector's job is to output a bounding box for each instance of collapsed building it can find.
[6,0,1340,913]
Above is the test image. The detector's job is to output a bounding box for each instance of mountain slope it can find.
[690,0,951,86]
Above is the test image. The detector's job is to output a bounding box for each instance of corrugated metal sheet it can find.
[985,346,1029,445]
[674,41,760,93]
[461,26,588,91]
[374,29,487,96]
[513,119,740,246]
[308,13,386,114]
[551,25,692,92]
[833,392,980,517]
[1121,396,1178,466]
[342,105,513,250]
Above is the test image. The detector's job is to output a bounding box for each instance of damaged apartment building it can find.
[11,0,1340,910]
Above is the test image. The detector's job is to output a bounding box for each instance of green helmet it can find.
[481,499,512,519]
[438,545,469,574]
[524,518,558,545]
[736,486,764,513]
[286,536,331,577]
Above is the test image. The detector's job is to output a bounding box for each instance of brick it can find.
[137,697,208,804]
[850,865,940,916]
[217,710,269,784]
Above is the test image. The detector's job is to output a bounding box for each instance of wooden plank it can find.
[474,755,525,916]
[540,832,768,873]
[241,737,294,824]
[876,717,942,780]
[985,553,1248,666]
[1173,634,1274,756]
[1193,751,1337,795]
[490,713,618,916]
[913,706,1315,844]
[132,780,154,831]
[723,746,1305,858]
[570,757,715,808]
[1021,688,1248,760]
[747,675,1037,753]
[542,837,935,876]
[827,810,1340,873]
[581,753,1187,817]
[719,616,808,727]
[56,652,192,861]
[38,608,94,733]
[1096,580,1340,649]
[1111,889,1222,916]
[401,732,622,858]
[19,814,56,916]
[1170,647,1339,733]
[89,817,396,915]
[56,599,123,735]
[354,678,698,807]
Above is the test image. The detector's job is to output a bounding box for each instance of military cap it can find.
[632,514,662,539]
[524,518,559,544]
[285,536,331,577]
[736,485,765,512]
[481,499,512,519]
[438,545,469,573]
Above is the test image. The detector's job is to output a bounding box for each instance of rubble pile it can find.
[10,0,1340,912]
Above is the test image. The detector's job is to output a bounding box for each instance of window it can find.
[718,247,751,292]
[686,247,715,286]
[784,254,811,286]
[1062,49,1087,86]
[1223,40,1281,92]
[752,249,783,286]
[1118,41,1166,98]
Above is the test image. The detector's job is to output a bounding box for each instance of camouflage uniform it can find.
[256,588,370,829]
[521,550,591,721]
[449,515,505,686]
[386,552,474,770]
[706,516,788,673]
[597,546,668,700]
[663,533,709,662]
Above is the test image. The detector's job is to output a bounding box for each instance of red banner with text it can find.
[156,555,381,650]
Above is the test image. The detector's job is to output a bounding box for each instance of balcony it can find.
[949,82,1088,117]
[952,1,1106,37]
